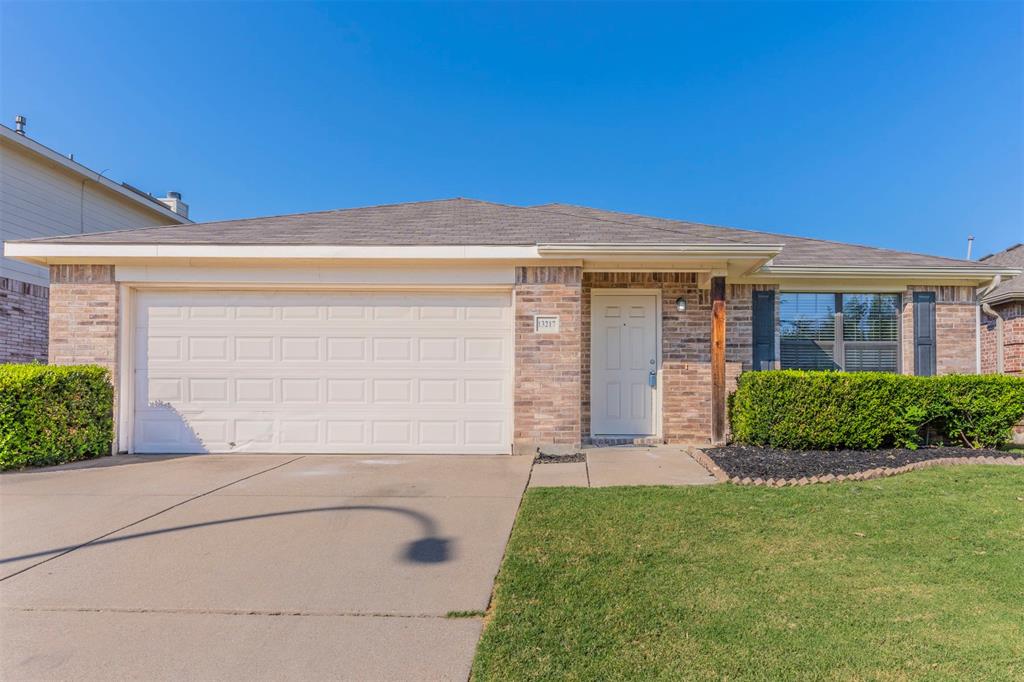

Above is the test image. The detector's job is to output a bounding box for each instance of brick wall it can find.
[1005,305,1024,375]
[902,286,977,375]
[581,273,771,444]
[982,301,1024,375]
[0,277,49,363]
[980,310,998,374]
[48,265,119,382]
[513,266,582,450]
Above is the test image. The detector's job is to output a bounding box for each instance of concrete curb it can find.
[689,449,1024,487]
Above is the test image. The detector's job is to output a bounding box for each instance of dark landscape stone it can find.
[704,445,1022,480]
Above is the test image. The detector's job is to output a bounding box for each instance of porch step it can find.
[585,436,666,448]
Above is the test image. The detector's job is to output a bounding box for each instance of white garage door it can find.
[133,289,513,454]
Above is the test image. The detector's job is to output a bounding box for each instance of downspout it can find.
[975,304,981,373]
[979,276,1003,374]
[981,301,1004,374]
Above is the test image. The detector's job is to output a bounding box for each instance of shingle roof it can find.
[532,203,979,268]
[979,243,1024,303]
[12,197,1002,270]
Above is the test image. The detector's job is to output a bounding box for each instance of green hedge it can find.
[728,370,1024,450]
[0,364,114,470]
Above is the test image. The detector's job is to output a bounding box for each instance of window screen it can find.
[780,292,901,373]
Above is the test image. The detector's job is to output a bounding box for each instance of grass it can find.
[472,467,1024,681]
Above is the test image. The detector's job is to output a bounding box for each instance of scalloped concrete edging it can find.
[688,448,1024,487]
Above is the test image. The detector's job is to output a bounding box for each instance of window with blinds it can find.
[780,292,901,373]
[780,293,839,370]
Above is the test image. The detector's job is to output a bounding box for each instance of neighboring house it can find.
[3,199,1017,455]
[0,119,190,362]
[979,243,1024,374]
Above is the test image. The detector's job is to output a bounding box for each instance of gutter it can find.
[756,264,1020,281]
[537,243,785,257]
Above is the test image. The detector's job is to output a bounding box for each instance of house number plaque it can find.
[534,315,560,334]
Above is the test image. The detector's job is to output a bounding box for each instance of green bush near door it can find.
[0,364,114,471]
[728,370,1024,450]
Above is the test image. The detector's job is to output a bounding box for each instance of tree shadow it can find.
[1,505,452,567]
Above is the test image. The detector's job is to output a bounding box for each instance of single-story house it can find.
[3,199,1019,455]
[979,243,1024,375]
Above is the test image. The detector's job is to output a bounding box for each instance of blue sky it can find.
[2,1,1021,259]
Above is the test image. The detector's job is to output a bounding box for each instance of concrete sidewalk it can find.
[1,453,533,681]
[529,446,718,488]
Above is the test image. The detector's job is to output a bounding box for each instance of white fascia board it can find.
[0,126,190,225]
[3,242,541,263]
[115,263,516,286]
[538,243,785,258]
[755,265,1020,281]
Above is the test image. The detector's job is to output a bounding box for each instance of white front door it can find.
[591,293,658,436]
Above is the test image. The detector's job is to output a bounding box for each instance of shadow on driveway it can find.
[0,505,450,567]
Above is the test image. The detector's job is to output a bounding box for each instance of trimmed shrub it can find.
[729,370,1024,450]
[0,364,114,470]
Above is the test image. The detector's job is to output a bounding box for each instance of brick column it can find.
[900,291,915,375]
[49,264,119,381]
[513,266,582,453]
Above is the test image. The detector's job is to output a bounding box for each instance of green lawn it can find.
[473,467,1024,681]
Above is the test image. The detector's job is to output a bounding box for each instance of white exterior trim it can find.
[756,264,1019,279]
[114,263,516,286]
[3,243,540,265]
[539,243,784,257]
[117,284,135,454]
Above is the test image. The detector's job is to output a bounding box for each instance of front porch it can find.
[513,266,776,452]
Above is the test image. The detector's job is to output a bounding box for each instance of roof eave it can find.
[537,243,785,258]
[754,264,1019,282]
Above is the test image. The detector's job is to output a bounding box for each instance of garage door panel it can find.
[133,290,512,454]
[138,374,509,409]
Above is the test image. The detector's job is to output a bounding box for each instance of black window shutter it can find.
[913,292,936,376]
[752,290,775,370]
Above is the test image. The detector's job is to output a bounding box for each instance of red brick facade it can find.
[513,266,582,450]
[901,286,978,375]
[981,301,1024,375]
[579,273,772,444]
[35,264,996,453]
[0,277,49,363]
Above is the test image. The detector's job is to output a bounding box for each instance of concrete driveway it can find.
[0,454,533,681]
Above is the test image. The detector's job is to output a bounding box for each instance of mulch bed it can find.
[534,452,586,464]
[704,444,1024,480]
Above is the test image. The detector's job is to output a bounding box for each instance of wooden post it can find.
[711,276,726,445]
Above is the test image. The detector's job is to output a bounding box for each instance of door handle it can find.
[648,371,657,388]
